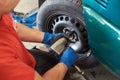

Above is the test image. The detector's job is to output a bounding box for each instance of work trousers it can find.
[28,48,59,75]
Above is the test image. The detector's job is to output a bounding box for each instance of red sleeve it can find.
[0,14,35,80]
[0,52,35,80]
[0,13,36,80]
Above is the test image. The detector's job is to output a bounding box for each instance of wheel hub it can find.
[51,15,83,42]
[51,15,87,52]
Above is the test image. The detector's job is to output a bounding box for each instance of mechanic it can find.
[0,0,78,80]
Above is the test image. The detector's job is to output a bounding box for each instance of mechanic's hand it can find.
[60,47,78,68]
[43,32,63,45]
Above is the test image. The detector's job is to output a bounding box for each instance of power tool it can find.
[50,30,81,56]
[38,29,82,59]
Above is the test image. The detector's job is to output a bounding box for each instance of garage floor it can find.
[14,0,39,15]
[16,0,119,80]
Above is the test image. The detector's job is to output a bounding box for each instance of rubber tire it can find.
[37,0,84,31]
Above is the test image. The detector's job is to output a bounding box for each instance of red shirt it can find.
[0,14,36,80]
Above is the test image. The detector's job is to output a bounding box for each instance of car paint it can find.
[82,0,120,77]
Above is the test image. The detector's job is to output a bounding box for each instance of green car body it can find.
[82,0,120,77]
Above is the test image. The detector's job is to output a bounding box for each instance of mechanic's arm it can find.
[16,22,62,45]
[16,22,44,42]
[35,47,78,80]
[35,63,67,80]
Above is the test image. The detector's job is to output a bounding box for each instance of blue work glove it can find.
[43,32,63,45]
[60,47,78,68]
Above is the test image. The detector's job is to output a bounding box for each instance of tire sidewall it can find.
[37,0,84,31]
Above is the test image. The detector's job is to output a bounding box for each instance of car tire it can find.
[37,0,83,31]
[36,0,98,69]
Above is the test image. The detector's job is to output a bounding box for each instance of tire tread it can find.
[67,0,82,6]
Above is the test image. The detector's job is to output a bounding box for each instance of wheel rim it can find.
[45,14,90,53]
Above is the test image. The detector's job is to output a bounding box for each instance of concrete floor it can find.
[14,0,39,15]
[23,42,38,49]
